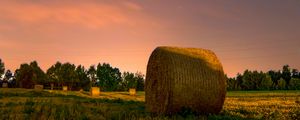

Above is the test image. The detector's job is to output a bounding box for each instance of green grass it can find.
[0,88,299,120]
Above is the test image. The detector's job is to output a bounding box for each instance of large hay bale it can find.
[90,87,100,96]
[34,84,44,90]
[129,88,137,96]
[145,46,226,115]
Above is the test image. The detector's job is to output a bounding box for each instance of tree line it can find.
[0,59,145,91]
[1,58,299,91]
[226,65,300,90]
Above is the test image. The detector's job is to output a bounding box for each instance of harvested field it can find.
[0,88,299,119]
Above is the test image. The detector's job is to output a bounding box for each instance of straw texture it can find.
[145,46,226,114]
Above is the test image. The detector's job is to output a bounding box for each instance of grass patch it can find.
[0,88,299,119]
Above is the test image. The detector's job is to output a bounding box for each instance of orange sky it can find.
[0,0,299,77]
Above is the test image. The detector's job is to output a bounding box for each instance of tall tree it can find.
[242,70,255,90]
[47,62,62,88]
[88,65,97,86]
[236,73,243,90]
[15,61,46,88]
[121,71,145,91]
[4,70,13,81]
[96,63,121,91]
[0,59,5,78]
[226,74,237,90]
[30,61,47,85]
[282,65,292,89]
[60,62,77,90]
[268,70,281,89]
[292,69,299,78]
[76,65,90,90]
[135,72,145,91]
[122,72,135,91]
[47,62,91,90]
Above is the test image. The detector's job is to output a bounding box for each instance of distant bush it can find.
[227,65,300,91]
[290,78,300,90]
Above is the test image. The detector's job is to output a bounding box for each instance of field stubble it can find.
[0,88,299,120]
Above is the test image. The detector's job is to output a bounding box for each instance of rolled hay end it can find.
[145,46,226,115]
[34,85,44,91]
[62,86,68,91]
[90,87,100,96]
[129,88,137,96]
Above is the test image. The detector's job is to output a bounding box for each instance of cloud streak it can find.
[0,1,145,29]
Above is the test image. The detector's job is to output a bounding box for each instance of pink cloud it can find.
[0,1,145,29]
[122,1,143,11]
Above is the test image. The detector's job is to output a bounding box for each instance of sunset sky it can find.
[0,0,299,77]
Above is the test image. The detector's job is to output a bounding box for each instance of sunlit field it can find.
[0,88,299,120]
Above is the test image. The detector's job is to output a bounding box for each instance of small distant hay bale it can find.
[34,85,44,91]
[2,83,8,88]
[129,88,137,96]
[62,86,68,91]
[90,87,100,96]
[145,46,226,115]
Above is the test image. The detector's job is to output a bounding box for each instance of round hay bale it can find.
[90,87,100,96]
[34,84,44,91]
[145,46,226,115]
[62,86,68,91]
[129,88,137,96]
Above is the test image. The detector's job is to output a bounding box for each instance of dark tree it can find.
[76,65,90,91]
[0,59,5,78]
[268,70,281,89]
[59,62,78,90]
[30,61,47,85]
[292,69,299,78]
[226,74,237,90]
[15,61,46,88]
[135,72,145,91]
[88,65,97,87]
[4,70,13,81]
[236,73,243,90]
[47,62,62,88]
[282,65,292,89]
[121,71,145,91]
[47,62,91,90]
[96,63,122,91]
[122,72,135,90]
[242,70,258,90]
